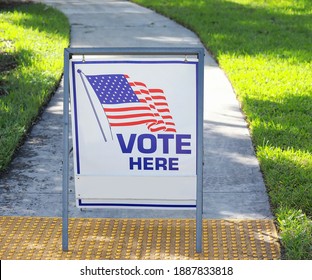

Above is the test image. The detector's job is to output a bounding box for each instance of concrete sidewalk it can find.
[0,0,272,219]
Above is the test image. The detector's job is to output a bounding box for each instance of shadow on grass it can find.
[0,48,33,97]
[0,2,69,39]
[242,95,312,215]
[244,94,312,151]
[259,147,312,216]
[157,0,311,63]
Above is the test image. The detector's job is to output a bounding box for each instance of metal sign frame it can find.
[62,47,204,253]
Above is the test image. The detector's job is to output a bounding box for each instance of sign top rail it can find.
[65,47,205,57]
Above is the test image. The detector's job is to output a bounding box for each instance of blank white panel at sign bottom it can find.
[75,176,196,208]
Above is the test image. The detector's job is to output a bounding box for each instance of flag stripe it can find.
[106,113,156,119]
[104,106,151,112]
[110,119,156,126]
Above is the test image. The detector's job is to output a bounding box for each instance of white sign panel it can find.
[69,56,199,208]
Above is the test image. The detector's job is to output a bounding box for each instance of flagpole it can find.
[77,69,108,142]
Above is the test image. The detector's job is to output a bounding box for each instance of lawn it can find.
[0,2,70,171]
[132,0,312,259]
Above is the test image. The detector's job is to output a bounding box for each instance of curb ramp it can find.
[0,216,280,260]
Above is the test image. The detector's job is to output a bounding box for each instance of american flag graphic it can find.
[84,73,176,133]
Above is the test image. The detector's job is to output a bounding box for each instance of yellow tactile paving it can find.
[0,217,280,260]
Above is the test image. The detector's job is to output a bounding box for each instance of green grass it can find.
[132,0,312,259]
[0,3,70,171]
